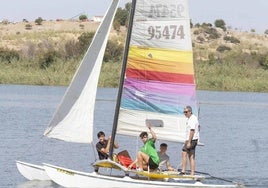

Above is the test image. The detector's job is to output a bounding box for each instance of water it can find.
[1,84,268,188]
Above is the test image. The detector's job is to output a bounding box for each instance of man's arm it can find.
[147,123,157,141]
[99,137,119,154]
[166,160,175,171]
[99,139,110,154]
[114,139,119,149]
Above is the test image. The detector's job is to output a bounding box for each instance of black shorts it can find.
[182,139,198,153]
[148,157,158,170]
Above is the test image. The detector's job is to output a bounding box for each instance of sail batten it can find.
[117,0,197,143]
[44,0,120,143]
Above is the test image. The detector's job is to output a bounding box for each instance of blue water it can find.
[1,84,268,187]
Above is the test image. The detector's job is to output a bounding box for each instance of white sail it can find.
[44,0,120,143]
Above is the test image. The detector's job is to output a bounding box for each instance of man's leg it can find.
[181,150,187,173]
[188,151,195,175]
[137,151,149,170]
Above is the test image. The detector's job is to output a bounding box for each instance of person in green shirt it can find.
[128,124,159,171]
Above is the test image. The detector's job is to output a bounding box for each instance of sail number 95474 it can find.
[147,25,185,40]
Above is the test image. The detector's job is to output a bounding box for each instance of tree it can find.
[35,17,43,25]
[265,29,268,35]
[79,14,88,21]
[214,19,226,31]
[124,2,131,12]
[223,36,240,44]
[114,7,129,26]
[250,29,255,33]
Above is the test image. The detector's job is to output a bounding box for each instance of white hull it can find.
[16,160,50,180]
[43,163,238,188]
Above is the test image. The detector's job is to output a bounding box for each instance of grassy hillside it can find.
[1,20,268,92]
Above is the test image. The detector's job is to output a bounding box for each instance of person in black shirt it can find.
[95,131,119,160]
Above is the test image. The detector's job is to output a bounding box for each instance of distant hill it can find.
[1,20,268,66]
[191,26,268,68]
[0,20,268,91]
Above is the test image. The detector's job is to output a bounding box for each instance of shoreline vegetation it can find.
[1,20,268,92]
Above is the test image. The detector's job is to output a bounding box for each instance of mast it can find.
[109,0,137,158]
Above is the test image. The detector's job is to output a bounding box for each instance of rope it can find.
[16,134,45,161]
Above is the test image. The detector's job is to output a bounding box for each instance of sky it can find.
[0,0,267,33]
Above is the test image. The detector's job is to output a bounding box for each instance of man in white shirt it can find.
[179,106,200,175]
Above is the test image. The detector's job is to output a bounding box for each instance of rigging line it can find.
[135,134,139,162]
[91,142,98,162]
[16,134,46,160]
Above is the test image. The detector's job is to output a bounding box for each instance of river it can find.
[1,84,267,187]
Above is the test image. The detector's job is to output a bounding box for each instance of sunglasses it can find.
[183,111,189,114]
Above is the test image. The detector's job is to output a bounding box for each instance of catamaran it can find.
[17,0,243,187]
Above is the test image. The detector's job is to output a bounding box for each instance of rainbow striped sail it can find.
[117,0,197,143]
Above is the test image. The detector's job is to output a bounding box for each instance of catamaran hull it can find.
[16,160,50,180]
[43,163,238,188]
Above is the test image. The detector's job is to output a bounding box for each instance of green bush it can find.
[104,40,123,62]
[39,50,60,69]
[25,24,32,30]
[64,39,80,59]
[194,23,201,28]
[0,48,20,63]
[193,30,200,35]
[258,54,268,69]
[113,20,121,32]
[216,45,231,52]
[196,36,205,43]
[205,28,221,39]
[201,22,212,28]
[223,36,240,44]
[79,24,85,29]
[78,32,95,53]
